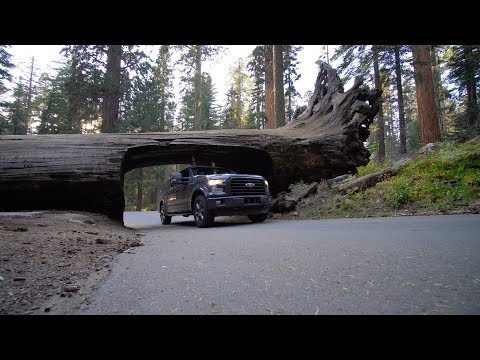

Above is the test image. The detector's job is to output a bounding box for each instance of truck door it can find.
[166,176,180,213]
[175,168,191,213]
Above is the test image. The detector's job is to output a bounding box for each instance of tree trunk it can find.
[135,168,143,211]
[265,45,275,129]
[101,45,122,133]
[394,46,407,154]
[411,45,441,145]
[25,57,34,135]
[430,46,446,136]
[194,45,202,131]
[373,46,385,162]
[0,61,381,223]
[274,45,286,127]
[463,45,478,128]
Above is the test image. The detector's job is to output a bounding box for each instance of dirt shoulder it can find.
[0,211,142,315]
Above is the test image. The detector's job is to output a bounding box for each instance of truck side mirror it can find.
[171,172,182,185]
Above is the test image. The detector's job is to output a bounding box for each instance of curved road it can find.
[76,212,480,315]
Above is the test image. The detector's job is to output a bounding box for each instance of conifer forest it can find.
[0,45,478,211]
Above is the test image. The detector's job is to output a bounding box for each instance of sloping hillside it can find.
[273,137,480,220]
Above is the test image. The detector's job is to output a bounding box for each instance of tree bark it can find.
[194,45,202,131]
[101,45,122,133]
[430,46,446,136]
[0,61,381,222]
[394,45,407,154]
[411,45,441,145]
[373,46,386,162]
[264,45,275,129]
[274,45,286,127]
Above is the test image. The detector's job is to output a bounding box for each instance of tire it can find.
[159,202,172,225]
[248,213,268,223]
[193,195,214,228]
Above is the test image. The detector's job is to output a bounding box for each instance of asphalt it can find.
[76,212,480,315]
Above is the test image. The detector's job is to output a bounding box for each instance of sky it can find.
[8,45,340,106]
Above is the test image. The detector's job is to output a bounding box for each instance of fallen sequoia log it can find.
[0,61,381,222]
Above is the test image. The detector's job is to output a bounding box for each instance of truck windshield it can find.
[192,167,235,176]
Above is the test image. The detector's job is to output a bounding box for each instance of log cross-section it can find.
[0,62,381,222]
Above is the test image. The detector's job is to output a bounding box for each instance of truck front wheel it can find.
[248,213,268,223]
[160,203,172,225]
[193,195,214,228]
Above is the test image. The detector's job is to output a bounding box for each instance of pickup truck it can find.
[158,166,272,228]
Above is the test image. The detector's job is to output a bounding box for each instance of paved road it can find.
[77,212,480,315]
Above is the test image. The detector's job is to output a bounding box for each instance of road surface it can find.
[76,212,480,315]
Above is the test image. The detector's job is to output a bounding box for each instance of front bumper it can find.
[206,195,272,216]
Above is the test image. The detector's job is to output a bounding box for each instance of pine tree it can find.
[247,46,266,129]
[283,45,302,122]
[200,73,219,130]
[223,57,252,129]
[36,71,69,134]
[445,45,480,137]
[122,48,176,134]
[60,45,148,134]
[0,45,14,96]
[154,45,176,132]
[6,77,29,134]
[173,45,223,130]
[177,76,196,131]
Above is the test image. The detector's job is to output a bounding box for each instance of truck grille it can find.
[229,177,266,196]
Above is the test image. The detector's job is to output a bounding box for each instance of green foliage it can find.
[124,166,174,211]
[356,159,393,177]
[177,73,219,131]
[122,46,176,133]
[306,139,480,219]
[381,141,480,209]
[443,45,480,139]
[223,57,251,129]
[5,77,29,134]
[0,45,14,96]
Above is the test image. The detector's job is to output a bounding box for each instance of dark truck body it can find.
[158,166,272,227]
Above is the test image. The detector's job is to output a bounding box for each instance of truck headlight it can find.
[208,179,224,192]
[208,179,224,187]
[264,179,269,188]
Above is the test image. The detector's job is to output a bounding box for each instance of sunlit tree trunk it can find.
[274,45,285,127]
[411,45,441,145]
[101,45,122,133]
[265,45,275,129]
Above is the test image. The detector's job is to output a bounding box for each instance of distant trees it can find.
[2,43,478,175]
[174,45,223,130]
[223,58,251,129]
[0,46,14,96]
[283,45,302,122]
[444,45,480,137]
